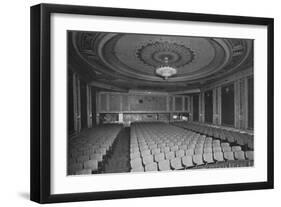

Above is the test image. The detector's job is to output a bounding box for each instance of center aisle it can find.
[103,127,130,173]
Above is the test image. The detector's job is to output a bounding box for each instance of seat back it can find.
[234,151,245,160]
[161,146,170,153]
[90,153,103,162]
[221,142,230,148]
[213,147,222,152]
[130,158,143,169]
[151,148,161,155]
[182,155,194,168]
[203,153,214,163]
[176,149,185,158]
[204,148,212,153]
[171,157,183,170]
[158,160,171,171]
[185,148,194,156]
[141,149,151,157]
[179,145,187,150]
[83,159,98,171]
[193,154,204,165]
[142,155,154,165]
[214,152,224,162]
[170,145,179,152]
[245,151,254,160]
[223,151,234,160]
[194,148,203,155]
[231,146,242,152]
[222,146,231,152]
[154,153,165,162]
[145,162,158,172]
[165,151,175,160]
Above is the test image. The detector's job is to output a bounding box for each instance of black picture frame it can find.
[30,3,274,204]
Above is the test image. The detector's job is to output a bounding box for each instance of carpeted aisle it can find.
[103,127,130,173]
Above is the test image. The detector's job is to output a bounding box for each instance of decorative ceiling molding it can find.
[69,31,253,93]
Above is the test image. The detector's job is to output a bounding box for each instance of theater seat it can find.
[213,147,222,152]
[130,147,139,153]
[130,158,143,169]
[154,153,165,163]
[165,151,175,160]
[171,158,184,170]
[185,148,194,156]
[232,146,242,152]
[179,145,188,150]
[204,148,212,153]
[142,155,154,165]
[194,148,203,155]
[193,154,204,165]
[182,155,194,168]
[90,153,103,163]
[149,144,158,150]
[145,162,158,172]
[83,159,98,171]
[222,146,231,152]
[245,151,254,160]
[130,152,140,160]
[95,147,107,156]
[234,151,245,160]
[161,146,170,153]
[151,148,161,155]
[224,151,234,161]
[141,150,151,157]
[221,142,230,148]
[175,149,185,158]
[158,160,171,171]
[203,153,214,164]
[170,145,179,152]
[214,152,224,162]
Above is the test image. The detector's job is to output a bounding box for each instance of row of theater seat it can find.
[68,124,122,175]
[173,122,254,150]
[130,122,253,172]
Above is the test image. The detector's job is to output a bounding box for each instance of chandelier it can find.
[155,57,177,80]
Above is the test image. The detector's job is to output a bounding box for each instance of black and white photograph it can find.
[28,2,274,204]
[67,31,254,175]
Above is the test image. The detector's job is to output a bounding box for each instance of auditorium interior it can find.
[67,31,254,175]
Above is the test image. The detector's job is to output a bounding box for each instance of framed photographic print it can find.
[30,3,274,203]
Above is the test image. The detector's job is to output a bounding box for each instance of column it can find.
[190,96,193,121]
[212,88,217,124]
[234,80,241,128]
[217,87,222,125]
[86,85,92,128]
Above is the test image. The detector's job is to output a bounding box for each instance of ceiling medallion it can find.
[136,41,195,68]
[155,57,177,80]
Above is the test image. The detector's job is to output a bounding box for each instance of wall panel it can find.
[221,83,235,126]
[100,93,107,111]
[175,97,183,111]
[98,92,189,113]
[109,94,121,111]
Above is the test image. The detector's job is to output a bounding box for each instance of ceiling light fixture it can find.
[155,57,177,80]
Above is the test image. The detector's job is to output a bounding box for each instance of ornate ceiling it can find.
[68,31,253,93]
